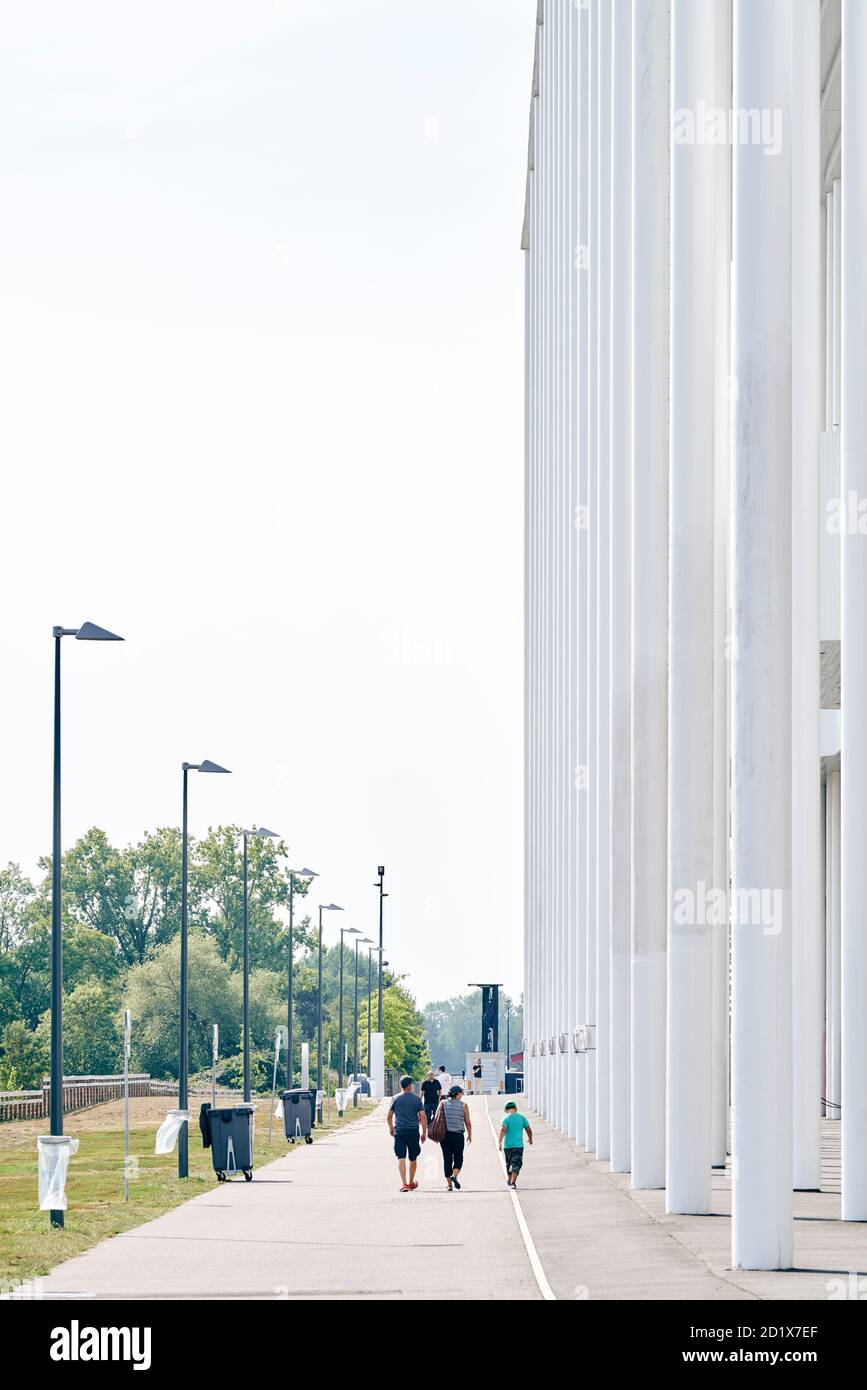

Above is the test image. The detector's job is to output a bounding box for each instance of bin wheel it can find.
[244,1170,253,1181]
[288,1137,295,1144]
[216,1171,226,1182]
[305,1135,313,1145]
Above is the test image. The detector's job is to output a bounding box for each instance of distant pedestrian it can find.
[498,1100,532,1187]
[437,1064,453,1094]
[440,1085,472,1191]
[420,1069,442,1125]
[388,1076,427,1192]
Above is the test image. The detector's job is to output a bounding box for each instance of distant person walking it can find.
[420,1069,442,1125]
[388,1076,427,1192]
[440,1085,472,1191]
[437,1064,453,1094]
[498,1100,532,1188]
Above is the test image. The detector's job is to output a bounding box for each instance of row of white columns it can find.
[523,0,866,1270]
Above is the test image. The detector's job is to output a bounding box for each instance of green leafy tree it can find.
[126,932,236,1079]
[0,1018,47,1090]
[422,991,524,1073]
[4,918,119,1029]
[0,863,35,953]
[37,981,122,1076]
[358,978,430,1076]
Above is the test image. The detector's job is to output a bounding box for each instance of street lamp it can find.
[240,827,279,1102]
[373,866,387,1031]
[286,867,317,1088]
[366,945,388,1073]
[179,760,231,1178]
[353,936,373,1092]
[50,621,123,1228]
[338,926,361,1086]
[317,902,343,1122]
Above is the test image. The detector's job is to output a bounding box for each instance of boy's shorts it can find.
[393,1131,421,1161]
[504,1147,524,1174]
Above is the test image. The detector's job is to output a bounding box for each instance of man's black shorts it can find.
[504,1146,524,1174]
[393,1130,421,1161]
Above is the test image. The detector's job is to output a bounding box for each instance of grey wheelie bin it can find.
[281,1088,314,1144]
[206,1103,255,1180]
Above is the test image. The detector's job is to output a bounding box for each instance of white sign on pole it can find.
[301,1042,310,1091]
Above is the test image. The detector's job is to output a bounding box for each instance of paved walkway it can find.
[36,1099,540,1301]
[36,1098,866,1301]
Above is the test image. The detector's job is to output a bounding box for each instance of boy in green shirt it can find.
[498,1100,533,1187]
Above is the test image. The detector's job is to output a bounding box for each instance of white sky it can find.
[0,0,534,1007]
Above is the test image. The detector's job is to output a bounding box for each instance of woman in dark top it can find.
[420,1070,442,1124]
[441,1086,472,1191]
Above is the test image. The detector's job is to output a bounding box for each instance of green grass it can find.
[0,1096,374,1291]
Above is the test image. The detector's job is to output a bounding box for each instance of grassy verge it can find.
[0,1093,376,1291]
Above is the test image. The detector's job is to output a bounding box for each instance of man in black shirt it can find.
[387,1076,427,1192]
[420,1069,442,1125]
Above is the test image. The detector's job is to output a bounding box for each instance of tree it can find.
[195,827,304,973]
[126,932,237,1079]
[0,1019,47,1091]
[422,991,524,1072]
[37,981,122,1076]
[4,918,119,1029]
[0,863,35,953]
[358,979,430,1076]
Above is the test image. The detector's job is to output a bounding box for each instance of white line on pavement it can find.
[483,1096,557,1301]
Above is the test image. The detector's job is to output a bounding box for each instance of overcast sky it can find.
[0,0,534,1009]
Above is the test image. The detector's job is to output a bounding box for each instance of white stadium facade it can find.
[522,0,864,1270]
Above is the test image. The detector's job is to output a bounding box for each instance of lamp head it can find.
[75,621,124,642]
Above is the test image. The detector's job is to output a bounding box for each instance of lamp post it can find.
[374,866,387,1030]
[50,621,123,1228]
[179,760,231,1178]
[286,867,317,1088]
[338,926,360,1086]
[317,902,343,1122]
[353,936,372,1091]
[240,827,279,1102]
[367,944,374,1070]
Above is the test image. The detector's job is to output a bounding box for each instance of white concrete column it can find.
[826,768,841,1122]
[565,0,579,1142]
[609,0,632,1175]
[791,0,823,1193]
[666,0,718,1216]
[731,0,793,1269]
[584,0,599,1154]
[711,0,732,1173]
[840,0,867,1220]
[595,0,612,1163]
[537,12,548,1122]
[575,0,590,1152]
[630,0,669,1192]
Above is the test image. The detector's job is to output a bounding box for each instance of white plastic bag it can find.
[37,1135,80,1211]
[274,1097,284,1120]
[155,1109,190,1155]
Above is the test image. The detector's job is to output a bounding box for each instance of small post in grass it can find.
[123,1010,131,1202]
[268,1028,283,1142]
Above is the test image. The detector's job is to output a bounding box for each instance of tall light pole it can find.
[367,944,374,1070]
[374,866,387,1030]
[179,760,231,1178]
[50,621,123,1228]
[353,937,372,1102]
[338,926,360,1085]
[240,827,279,1102]
[286,867,317,1088]
[317,902,343,1122]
